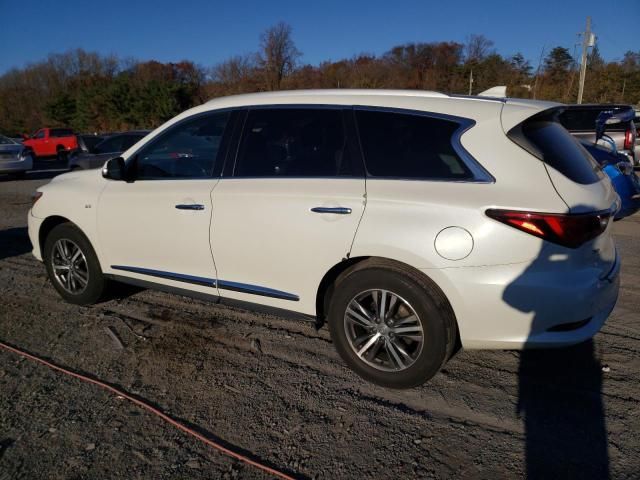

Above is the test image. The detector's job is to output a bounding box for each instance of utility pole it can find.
[468,69,474,95]
[577,16,595,104]
[532,46,546,100]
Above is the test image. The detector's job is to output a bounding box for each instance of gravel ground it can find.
[1,168,639,479]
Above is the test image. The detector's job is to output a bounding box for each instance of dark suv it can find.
[68,131,150,170]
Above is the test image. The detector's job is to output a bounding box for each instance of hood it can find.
[46,167,102,186]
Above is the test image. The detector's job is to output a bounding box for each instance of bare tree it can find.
[464,34,494,63]
[211,54,257,92]
[258,22,301,90]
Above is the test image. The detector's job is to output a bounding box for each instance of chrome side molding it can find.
[110,265,299,301]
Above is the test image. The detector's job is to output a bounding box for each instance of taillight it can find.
[624,129,634,150]
[486,209,612,248]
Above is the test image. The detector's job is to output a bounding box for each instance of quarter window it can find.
[234,108,354,177]
[135,112,230,180]
[355,110,472,180]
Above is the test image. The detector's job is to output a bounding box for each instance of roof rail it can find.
[206,89,450,104]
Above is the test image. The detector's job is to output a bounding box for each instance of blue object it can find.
[582,141,640,219]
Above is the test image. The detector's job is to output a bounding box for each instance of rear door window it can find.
[234,108,357,177]
[121,134,145,150]
[355,110,472,180]
[50,128,74,137]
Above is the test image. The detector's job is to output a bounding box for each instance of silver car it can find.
[0,134,33,178]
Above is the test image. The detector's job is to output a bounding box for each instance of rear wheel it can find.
[328,260,456,389]
[43,223,107,305]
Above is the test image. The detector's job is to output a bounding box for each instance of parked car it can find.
[22,128,78,161]
[582,140,640,219]
[6,134,24,144]
[559,104,638,165]
[28,90,620,388]
[0,134,33,178]
[76,134,107,154]
[68,131,150,170]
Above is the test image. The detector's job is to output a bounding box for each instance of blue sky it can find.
[1,0,638,74]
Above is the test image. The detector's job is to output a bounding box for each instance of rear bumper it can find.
[428,250,620,350]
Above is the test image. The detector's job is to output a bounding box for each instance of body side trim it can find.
[110,265,299,301]
[104,274,312,321]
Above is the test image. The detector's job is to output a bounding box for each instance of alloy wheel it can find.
[343,289,424,372]
[51,238,89,294]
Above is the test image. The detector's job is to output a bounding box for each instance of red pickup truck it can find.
[22,128,78,160]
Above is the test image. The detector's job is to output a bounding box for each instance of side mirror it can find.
[21,133,29,140]
[102,157,126,181]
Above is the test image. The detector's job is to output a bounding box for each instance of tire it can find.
[12,171,26,179]
[43,223,107,305]
[327,259,456,389]
[56,148,68,162]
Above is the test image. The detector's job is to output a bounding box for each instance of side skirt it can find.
[104,274,316,324]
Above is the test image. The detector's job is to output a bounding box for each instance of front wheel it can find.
[328,260,456,389]
[43,223,107,305]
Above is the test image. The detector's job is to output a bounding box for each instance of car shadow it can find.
[503,232,610,478]
[0,227,32,260]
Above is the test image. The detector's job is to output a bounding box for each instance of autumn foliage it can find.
[1,24,638,135]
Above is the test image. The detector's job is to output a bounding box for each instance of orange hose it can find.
[0,340,295,480]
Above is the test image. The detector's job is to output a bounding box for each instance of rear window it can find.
[50,128,74,137]
[355,110,472,180]
[559,108,626,132]
[509,117,602,185]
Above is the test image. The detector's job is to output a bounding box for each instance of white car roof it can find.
[194,89,560,122]
[121,90,561,159]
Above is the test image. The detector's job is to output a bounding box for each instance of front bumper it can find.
[428,250,621,350]
[27,210,44,261]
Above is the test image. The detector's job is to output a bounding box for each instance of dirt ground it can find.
[1,167,639,479]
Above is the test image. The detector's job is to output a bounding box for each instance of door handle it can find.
[311,207,352,215]
[175,204,205,211]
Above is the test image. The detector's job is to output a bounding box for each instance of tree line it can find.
[1,22,639,135]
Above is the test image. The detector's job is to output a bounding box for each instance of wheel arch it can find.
[39,215,73,253]
[316,256,461,353]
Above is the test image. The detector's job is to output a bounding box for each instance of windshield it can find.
[0,134,17,145]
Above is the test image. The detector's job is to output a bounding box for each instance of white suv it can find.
[28,90,620,388]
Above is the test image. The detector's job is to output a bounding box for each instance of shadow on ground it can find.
[504,225,610,478]
[0,227,31,260]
